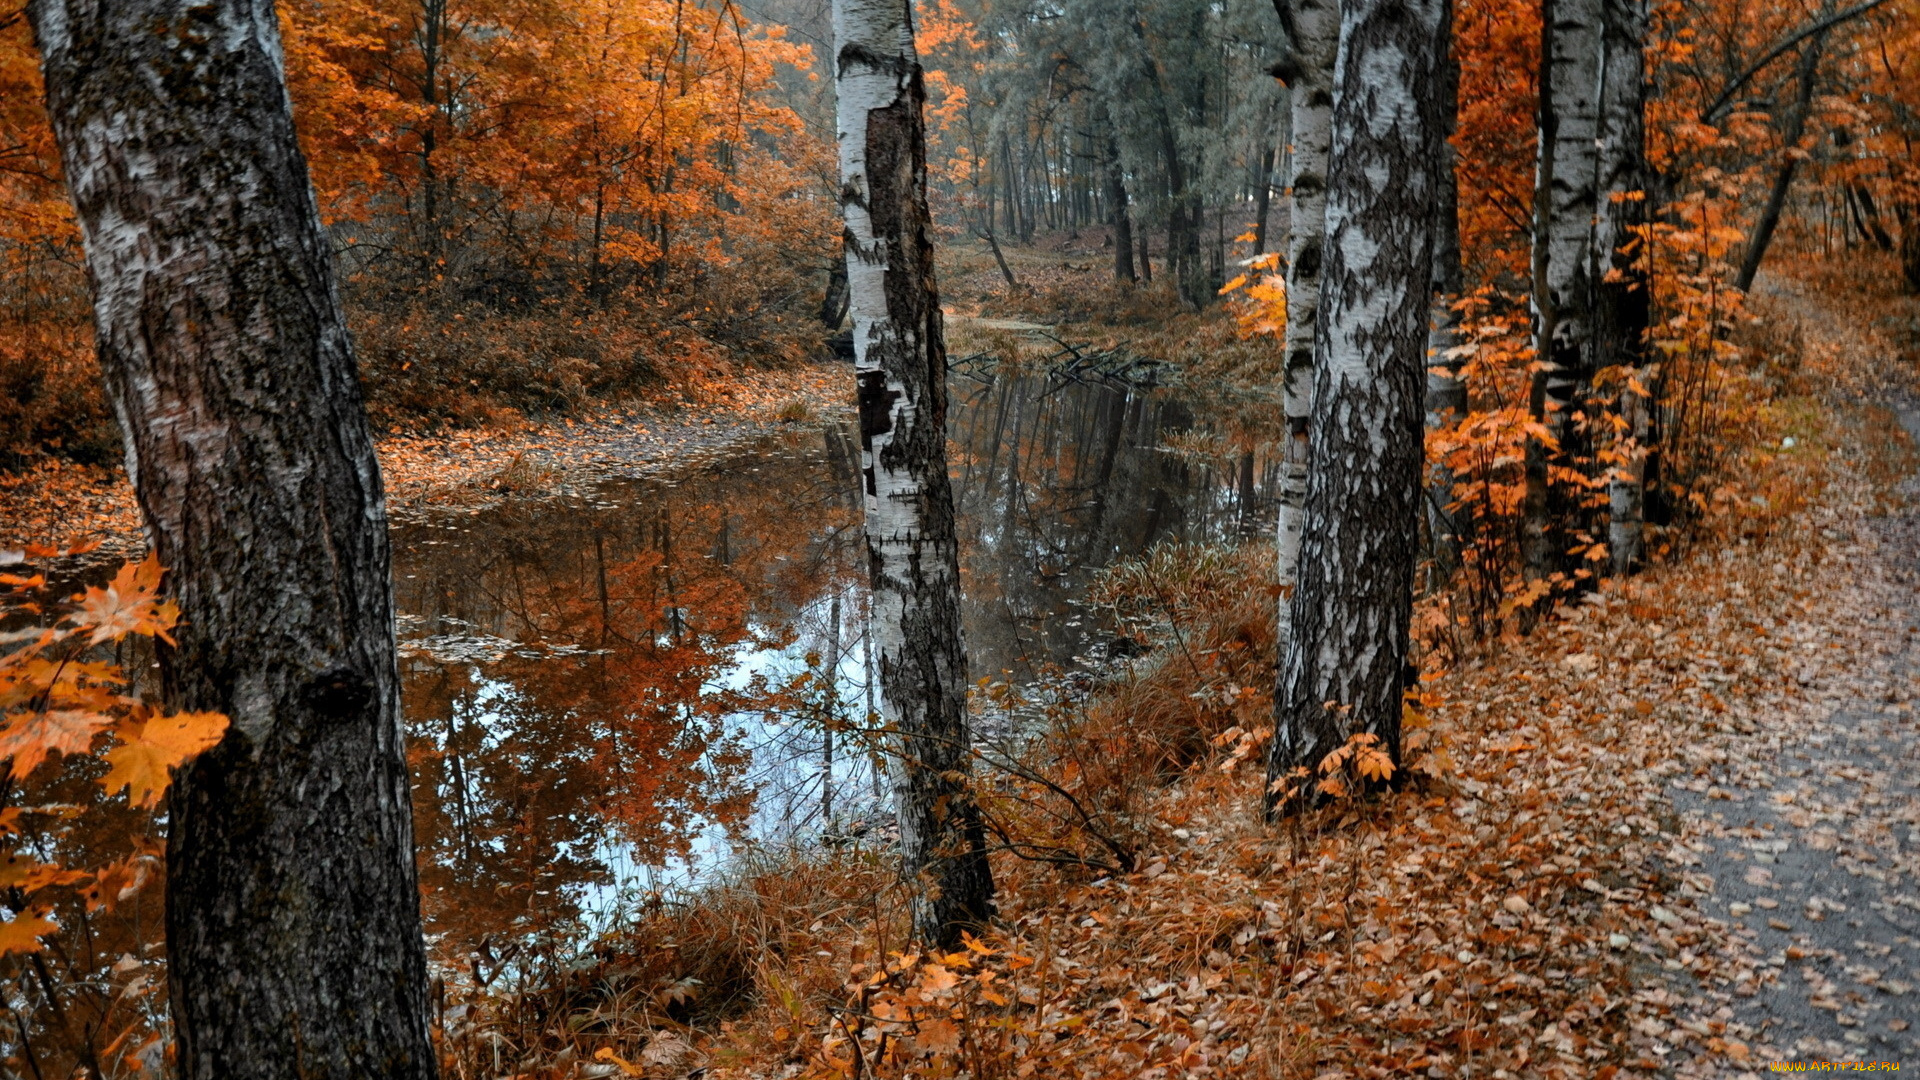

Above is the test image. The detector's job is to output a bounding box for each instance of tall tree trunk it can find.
[1733,25,1827,293]
[1901,201,1920,293]
[1524,0,1603,588]
[833,0,995,947]
[1272,0,1339,662]
[1253,140,1277,255]
[28,1,436,1077]
[1425,6,1466,569]
[1097,104,1137,283]
[1599,0,1654,574]
[1266,0,1445,809]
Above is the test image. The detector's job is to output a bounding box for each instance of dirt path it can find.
[1637,277,1920,1075]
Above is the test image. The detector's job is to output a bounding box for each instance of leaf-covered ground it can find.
[674,277,1920,1080]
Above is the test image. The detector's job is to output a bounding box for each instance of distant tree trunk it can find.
[1425,7,1466,569]
[1734,26,1826,293]
[1598,0,1654,574]
[1253,140,1277,255]
[1267,0,1445,809]
[1901,201,1920,293]
[822,249,851,328]
[1853,182,1895,250]
[1138,229,1153,281]
[1524,0,1603,588]
[28,1,437,1077]
[833,0,995,947]
[1272,0,1339,660]
[1097,104,1137,283]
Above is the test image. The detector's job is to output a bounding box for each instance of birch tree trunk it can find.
[1597,0,1654,574]
[28,0,436,1076]
[1272,0,1339,658]
[833,0,995,946]
[1524,0,1604,585]
[1266,0,1446,808]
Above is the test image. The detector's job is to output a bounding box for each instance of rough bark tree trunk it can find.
[1271,0,1339,661]
[28,1,437,1077]
[833,0,995,947]
[1598,0,1654,574]
[1266,0,1445,810]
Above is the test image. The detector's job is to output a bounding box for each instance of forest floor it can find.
[650,265,1920,1080]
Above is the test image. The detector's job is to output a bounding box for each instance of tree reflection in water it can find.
[391,375,1265,958]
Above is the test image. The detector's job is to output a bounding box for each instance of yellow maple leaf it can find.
[72,556,179,646]
[0,910,55,956]
[103,710,229,807]
[0,709,113,778]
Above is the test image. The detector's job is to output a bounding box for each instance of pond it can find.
[388,368,1274,955]
[2,366,1276,972]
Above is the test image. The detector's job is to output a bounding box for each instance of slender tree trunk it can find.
[1253,140,1277,255]
[1266,0,1446,809]
[1524,0,1605,588]
[1272,0,1339,660]
[1901,201,1920,294]
[1425,7,1466,570]
[1097,104,1137,283]
[28,1,436,1077]
[833,0,994,946]
[1599,0,1654,574]
[1734,25,1826,293]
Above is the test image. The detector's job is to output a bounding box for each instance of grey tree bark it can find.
[1266,0,1446,809]
[1271,0,1339,659]
[1598,0,1654,574]
[1524,0,1604,586]
[833,0,995,946]
[27,1,437,1077]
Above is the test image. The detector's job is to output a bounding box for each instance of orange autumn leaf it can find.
[103,710,229,807]
[72,554,179,646]
[0,910,55,956]
[0,708,112,778]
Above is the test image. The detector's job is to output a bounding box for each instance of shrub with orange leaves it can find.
[0,548,227,954]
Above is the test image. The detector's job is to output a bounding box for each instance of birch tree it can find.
[1267,0,1446,807]
[833,0,995,946]
[1598,0,1654,574]
[28,0,436,1076]
[1270,0,1339,655]
[1524,0,1604,584]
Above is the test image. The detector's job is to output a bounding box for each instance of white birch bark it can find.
[1267,0,1447,809]
[1597,0,1653,574]
[1274,0,1340,655]
[834,0,993,946]
[1524,0,1604,582]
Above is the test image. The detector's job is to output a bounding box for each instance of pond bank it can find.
[0,364,849,553]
